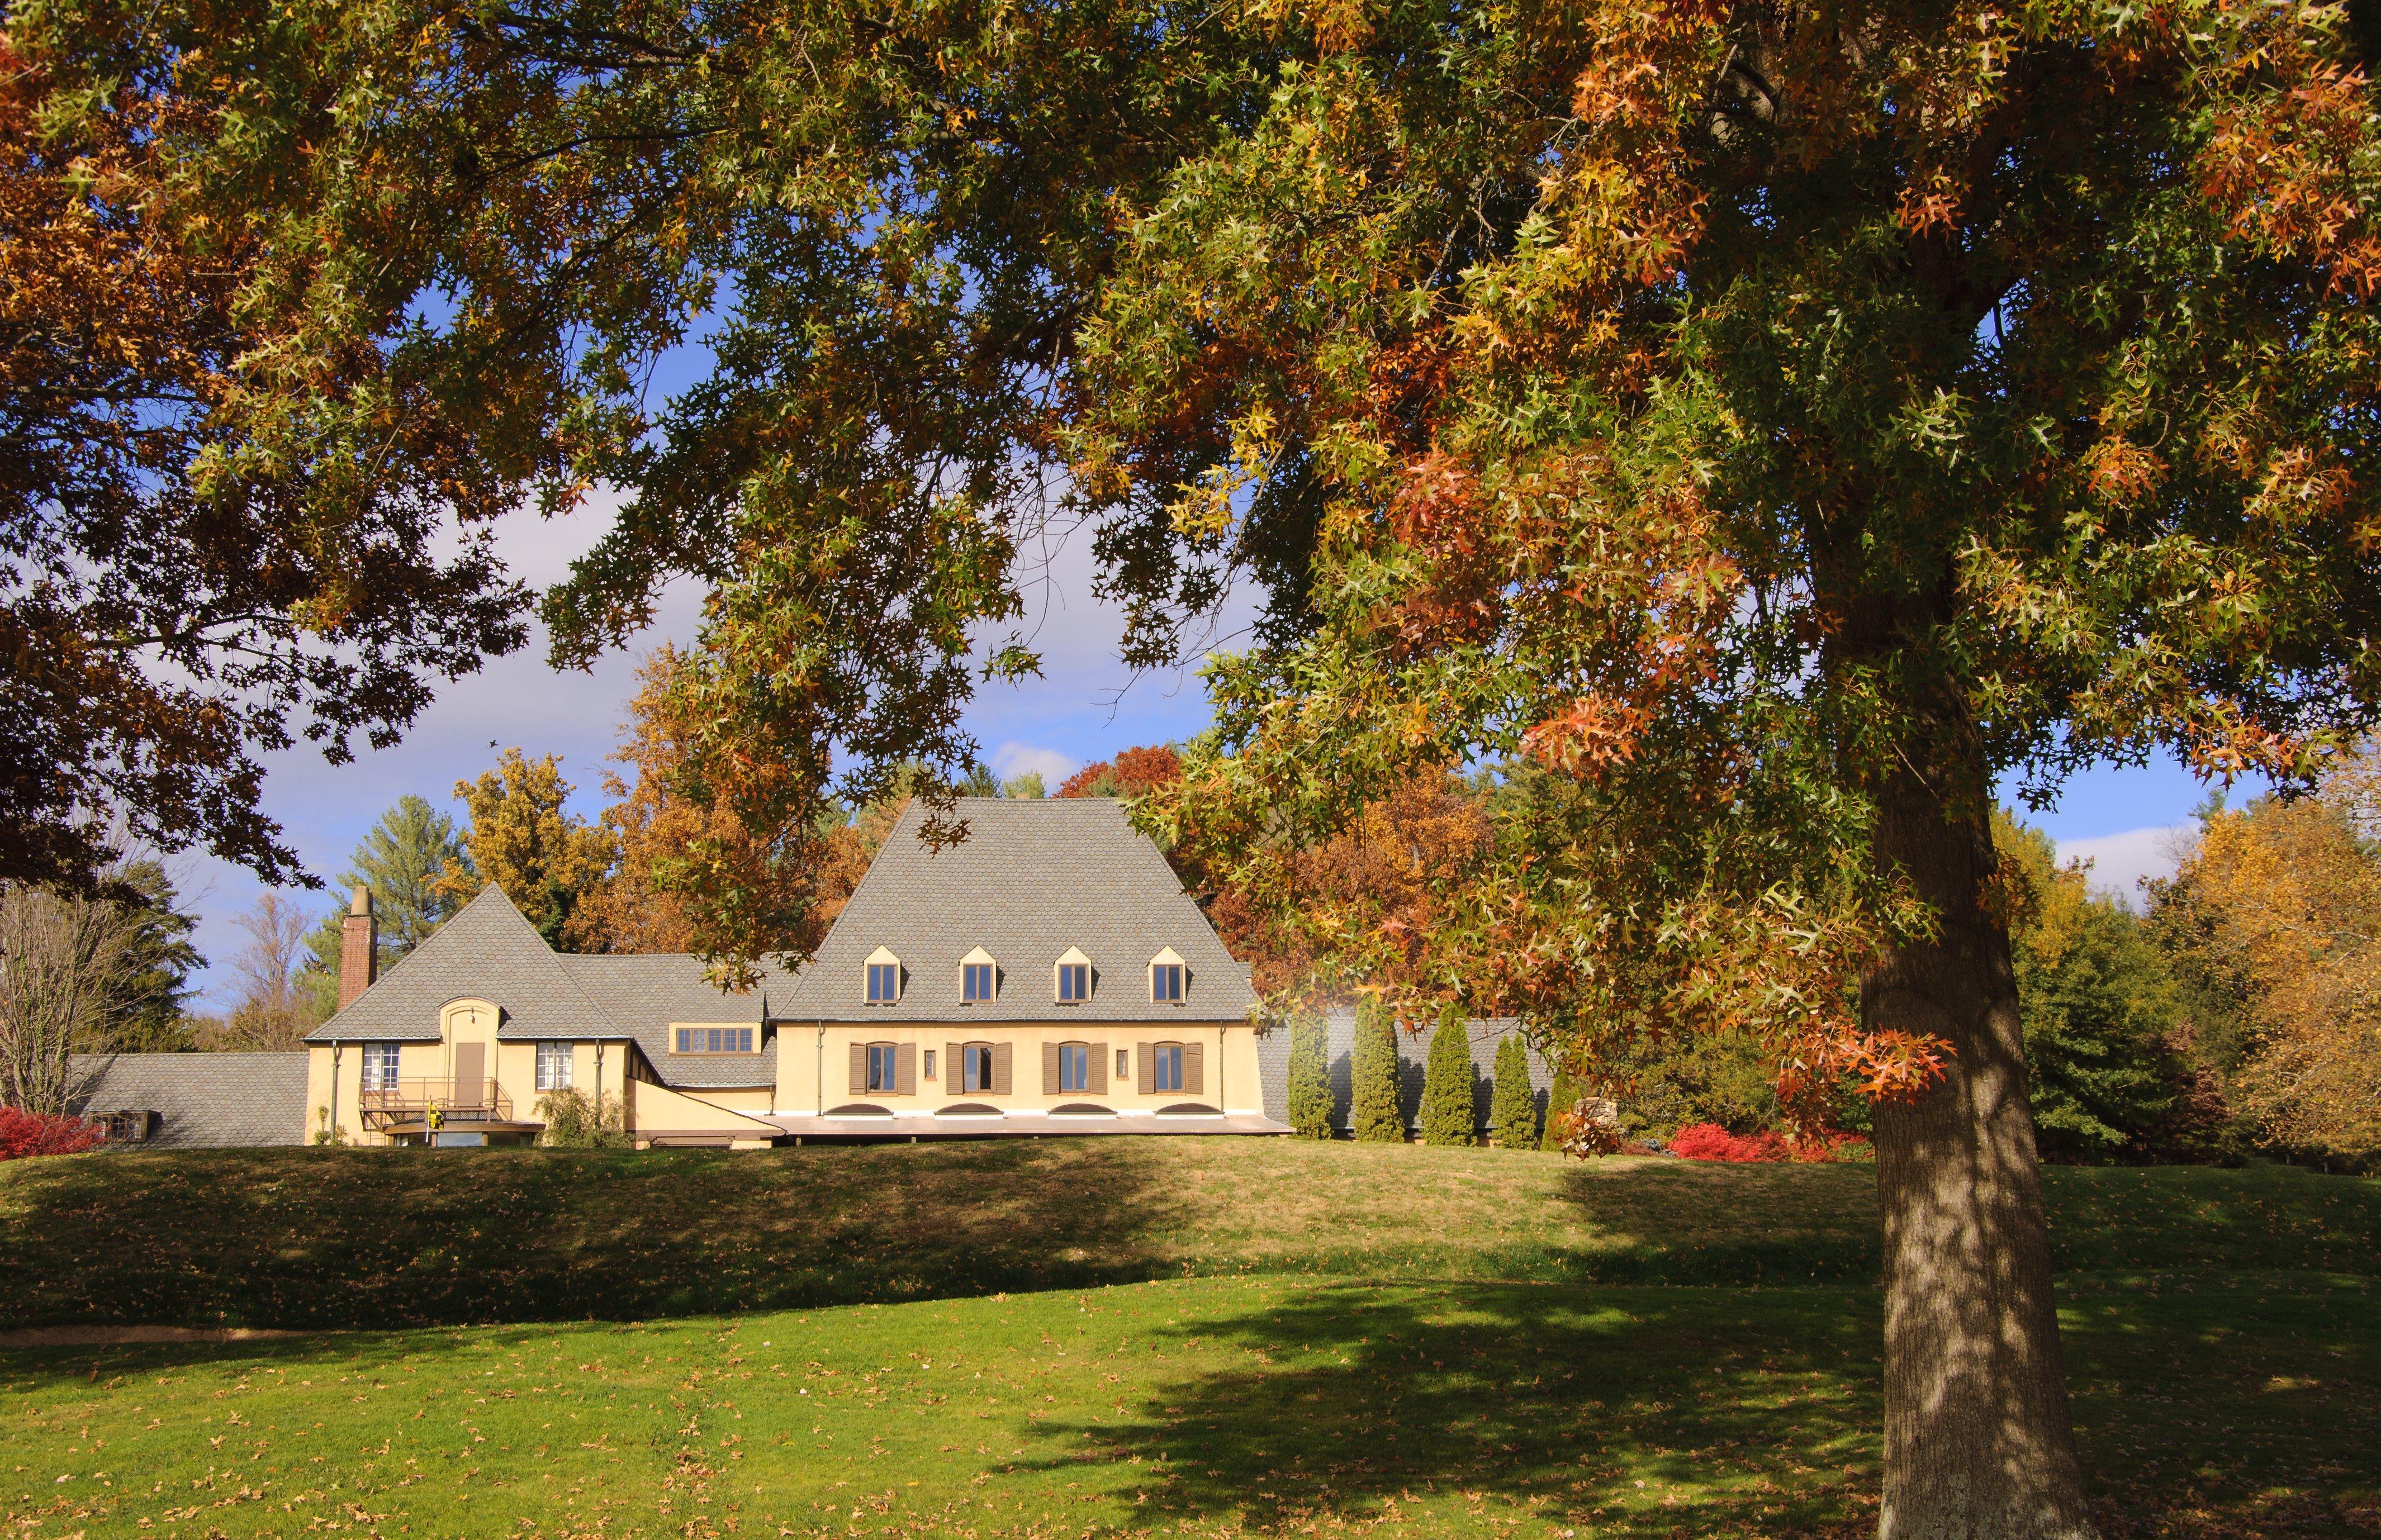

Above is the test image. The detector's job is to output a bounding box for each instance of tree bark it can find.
[1866,764,2097,1540]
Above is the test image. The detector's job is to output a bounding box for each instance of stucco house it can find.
[300,796,1280,1147]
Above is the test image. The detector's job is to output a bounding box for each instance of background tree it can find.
[0,881,139,1111]
[1056,747,1185,801]
[202,893,320,1051]
[1997,815,2216,1163]
[108,861,203,1053]
[2154,758,2381,1166]
[297,796,474,1013]
[450,750,615,949]
[1000,772,1047,801]
[1348,997,1403,1144]
[570,651,861,957]
[1418,1015,1477,1147]
[1286,1011,1334,1139]
[1489,1033,1536,1150]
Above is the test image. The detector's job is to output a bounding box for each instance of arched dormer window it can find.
[960,945,998,1004]
[1149,945,1185,1004]
[865,945,903,1005]
[1054,945,1092,1004]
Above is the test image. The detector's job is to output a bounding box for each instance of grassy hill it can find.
[1,1138,2374,1329]
[2,1140,2376,1538]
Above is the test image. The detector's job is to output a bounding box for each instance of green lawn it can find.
[1,1141,2373,1329]
[2,1143,2374,1538]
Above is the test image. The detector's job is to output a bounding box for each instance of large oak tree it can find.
[28,1,2381,1533]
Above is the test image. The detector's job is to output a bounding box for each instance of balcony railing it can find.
[357,1079,513,1130]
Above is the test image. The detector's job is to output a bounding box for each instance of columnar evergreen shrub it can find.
[1419,1015,1477,1146]
[1540,1069,1576,1153]
[1286,1012,1333,1138]
[1349,997,1404,1143]
[1488,1034,1537,1148]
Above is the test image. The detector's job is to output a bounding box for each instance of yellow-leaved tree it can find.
[447,750,615,949]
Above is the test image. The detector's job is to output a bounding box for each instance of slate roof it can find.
[1254,1010,1546,1135]
[771,797,1259,1024]
[68,1053,309,1148]
[306,885,774,1087]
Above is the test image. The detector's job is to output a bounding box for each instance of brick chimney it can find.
[338,887,378,1010]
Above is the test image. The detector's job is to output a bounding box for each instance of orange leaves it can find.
[2083,435,2169,504]
[1520,697,1649,776]
[2199,30,2381,296]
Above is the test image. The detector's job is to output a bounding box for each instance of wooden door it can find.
[452,1041,484,1109]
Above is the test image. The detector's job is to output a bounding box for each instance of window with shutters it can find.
[1152,1043,1185,1092]
[961,1043,996,1093]
[536,1041,574,1091]
[865,1043,898,1092]
[675,1026,755,1053]
[1058,1043,1089,1093]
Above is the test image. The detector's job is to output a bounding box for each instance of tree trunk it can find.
[1866,768,2097,1540]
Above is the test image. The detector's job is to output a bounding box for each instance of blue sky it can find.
[172,496,2232,1004]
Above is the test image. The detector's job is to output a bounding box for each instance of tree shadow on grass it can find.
[0,1140,1204,1330]
[1025,1281,1885,1537]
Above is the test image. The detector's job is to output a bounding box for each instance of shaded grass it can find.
[3,1272,2371,1539]
[1,1140,2372,1330]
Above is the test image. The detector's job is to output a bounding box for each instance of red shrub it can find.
[0,1107,103,1160]
[1666,1123,1790,1162]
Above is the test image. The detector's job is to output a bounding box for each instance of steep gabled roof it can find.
[306,887,770,1086]
[769,797,1258,1023]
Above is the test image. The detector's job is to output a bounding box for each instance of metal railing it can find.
[357,1079,513,1129]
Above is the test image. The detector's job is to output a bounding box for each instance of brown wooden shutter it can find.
[1184,1040,1204,1096]
[897,1042,917,1096]
[1043,1040,1061,1095]
[946,1041,961,1094]
[992,1041,1012,1095]
[848,1042,866,1096]
[1136,1043,1154,1095]
[1089,1042,1108,1095]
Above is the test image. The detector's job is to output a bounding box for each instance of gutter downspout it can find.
[330,1042,340,1145]
[815,1022,825,1116]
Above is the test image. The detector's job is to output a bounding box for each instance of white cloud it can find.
[2055,824,2198,906]
[989,742,1079,786]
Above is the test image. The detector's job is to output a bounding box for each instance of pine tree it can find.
[1419,1014,1477,1147]
[1540,1069,1577,1154]
[1286,1011,1333,1138]
[1489,1033,1537,1149]
[1348,997,1404,1143]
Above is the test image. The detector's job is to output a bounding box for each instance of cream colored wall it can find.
[305,1002,637,1145]
[785,1020,1264,1116]
[625,1078,782,1149]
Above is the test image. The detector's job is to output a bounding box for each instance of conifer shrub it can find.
[1540,1068,1576,1152]
[1488,1033,1538,1148]
[1419,1014,1478,1146]
[1286,1012,1334,1138]
[1349,996,1405,1143]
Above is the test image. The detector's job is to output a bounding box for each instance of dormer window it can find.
[866,945,903,1005]
[1150,945,1186,1004]
[961,946,998,1004]
[1054,945,1092,1004]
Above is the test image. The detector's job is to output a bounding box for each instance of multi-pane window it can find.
[1059,1043,1089,1094]
[962,962,995,1002]
[866,1043,898,1093]
[1057,962,1090,1002]
[1151,963,1184,1002]
[962,1044,995,1094]
[361,1042,402,1092]
[1152,1044,1185,1093]
[676,1026,755,1054]
[867,962,900,1003]
[536,1040,574,1091]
